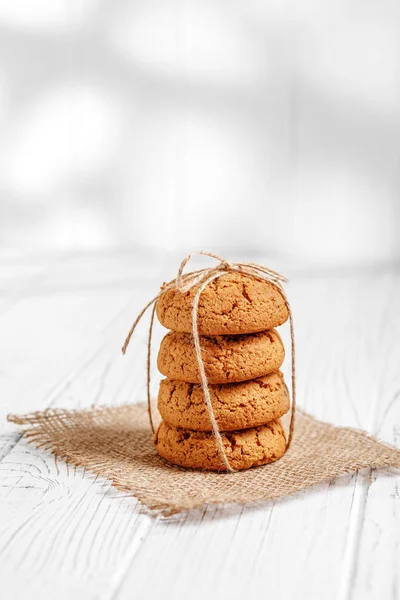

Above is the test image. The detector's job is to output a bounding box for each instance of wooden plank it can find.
[0,255,164,599]
[115,271,400,600]
[0,450,153,600]
[0,312,155,599]
[345,274,400,600]
[0,258,48,461]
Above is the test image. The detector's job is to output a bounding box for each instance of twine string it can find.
[190,270,234,472]
[122,251,296,471]
[146,303,157,435]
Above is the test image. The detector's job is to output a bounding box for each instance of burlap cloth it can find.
[8,403,400,516]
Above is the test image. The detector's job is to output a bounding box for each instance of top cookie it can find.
[156,272,288,335]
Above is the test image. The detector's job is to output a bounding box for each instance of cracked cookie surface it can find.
[154,419,287,471]
[158,371,290,431]
[157,329,285,384]
[156,272,288,335]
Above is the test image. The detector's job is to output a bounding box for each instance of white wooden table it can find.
[0,251,399,600]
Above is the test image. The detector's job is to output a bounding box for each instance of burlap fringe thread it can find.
[7,252,400,515]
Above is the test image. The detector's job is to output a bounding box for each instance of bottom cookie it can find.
[154,419,286,471]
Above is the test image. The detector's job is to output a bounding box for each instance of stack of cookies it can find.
[154,272,290,471]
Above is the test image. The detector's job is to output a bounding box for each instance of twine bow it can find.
[122,251,296,473]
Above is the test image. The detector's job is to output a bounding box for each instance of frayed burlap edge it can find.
[7,403,400,516]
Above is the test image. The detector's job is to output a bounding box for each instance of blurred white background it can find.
[0,0,399,265]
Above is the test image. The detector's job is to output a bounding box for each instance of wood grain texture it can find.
[0,253,163,599]
[0,254,399,600]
